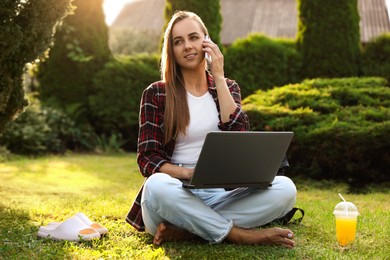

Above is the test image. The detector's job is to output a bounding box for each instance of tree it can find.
[0,0,73,134]
[164,0,222,47]
[297,0,361,78]
[37,0,110,124]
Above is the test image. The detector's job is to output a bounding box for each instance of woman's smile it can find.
[184,53,198,60]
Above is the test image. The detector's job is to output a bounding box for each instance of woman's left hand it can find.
[203,37,224,78]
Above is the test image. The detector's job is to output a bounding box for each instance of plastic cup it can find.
[333,201,359,246]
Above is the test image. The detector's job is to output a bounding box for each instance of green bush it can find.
[89,54,161,150]
[0,146,13,162]
[224,34,303,98]
[243,77,390,186]
[0,97,75,155]
[37,0,110,126]
[297,0,361,78]
[0,0,72,134]
[165,0,222,47]
[362,33,390,84]
[0,97,125,155]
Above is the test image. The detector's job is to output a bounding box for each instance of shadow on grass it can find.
[134,222,302,259]
[0,203,116,259]
[0,204,70,259]
[157,238,297,259]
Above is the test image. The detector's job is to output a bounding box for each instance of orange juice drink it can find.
[333,201,359,246]
[335,217,357,246]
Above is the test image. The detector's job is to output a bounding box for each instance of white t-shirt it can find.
[171,91,220,164]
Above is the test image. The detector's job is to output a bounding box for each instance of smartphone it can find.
[204,35,211,62]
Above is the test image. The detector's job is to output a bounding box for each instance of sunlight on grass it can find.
[1,154,389,259]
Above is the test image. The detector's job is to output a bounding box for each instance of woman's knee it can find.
[144,172,168,189]
[143,173,181,202]
[274,176,297,201]
[144,173,169,194]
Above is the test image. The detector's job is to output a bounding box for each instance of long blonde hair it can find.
[161,11,209,144]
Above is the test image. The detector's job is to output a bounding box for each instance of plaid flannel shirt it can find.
[126,72,250,231]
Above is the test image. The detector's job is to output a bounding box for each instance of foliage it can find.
[0,146,13,162]
[0,96,75,155]
[361,33,390,84]
[1,53,161,155]
[89,54,161,150]
[0,154,389,259]
[0,0,73,134]
[164,0,222,47]
[297,0,361,78]
[109,28,161,55]
[0,97,129,155]
[37,0,110,125]
[89,133,127,154]
[224,34,303,98]
[243,77,390,186]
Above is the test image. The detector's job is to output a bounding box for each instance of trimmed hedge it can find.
[164,0,222,47]
[362,33,390,84]
[89,54,161,150]
[243,77,390,185]
[0,0,72,134]
[297,0,361,78]
[224,34,303,98]
[37,0,110,125]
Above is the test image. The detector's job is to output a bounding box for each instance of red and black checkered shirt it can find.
[126,72,250,231]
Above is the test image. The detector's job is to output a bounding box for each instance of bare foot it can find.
[226,227,296,248]
[153,222,197,245]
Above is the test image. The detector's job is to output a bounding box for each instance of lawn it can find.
[0,154,388,259]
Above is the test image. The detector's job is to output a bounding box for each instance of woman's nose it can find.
[184,41,193,50]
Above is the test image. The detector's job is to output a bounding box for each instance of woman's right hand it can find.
[181,167,194,180]
[159,163,194,180]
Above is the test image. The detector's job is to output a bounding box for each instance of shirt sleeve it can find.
[136,84,169,177]
[218,80,250,131]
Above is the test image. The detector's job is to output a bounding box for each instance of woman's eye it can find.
[174,40,183,45]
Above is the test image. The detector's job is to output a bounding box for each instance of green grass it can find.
[0,154,389,259]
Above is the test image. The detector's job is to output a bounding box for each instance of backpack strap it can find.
[276,207,305,225]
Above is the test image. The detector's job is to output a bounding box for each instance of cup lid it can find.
[333,202,359,217]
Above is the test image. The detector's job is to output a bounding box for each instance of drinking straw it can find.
[338,193,346,202]
[338,193,348,216]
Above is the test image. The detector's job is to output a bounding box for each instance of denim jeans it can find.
[141,173,296,243]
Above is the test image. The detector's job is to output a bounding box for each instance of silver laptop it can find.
[182,131,294,189]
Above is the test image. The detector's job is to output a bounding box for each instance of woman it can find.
[126,11,297,248]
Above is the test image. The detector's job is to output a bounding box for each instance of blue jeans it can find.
[141,173,296,243]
